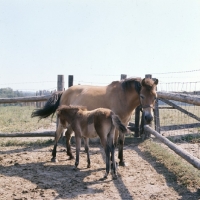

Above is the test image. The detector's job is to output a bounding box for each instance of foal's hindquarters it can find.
[73,122,118,180]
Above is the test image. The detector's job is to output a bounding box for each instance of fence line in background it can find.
[1,74,200,170]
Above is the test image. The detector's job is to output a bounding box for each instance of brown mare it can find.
[56,105,127,179]
[31,77,158,166]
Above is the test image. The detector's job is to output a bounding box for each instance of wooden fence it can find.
[1,74,200,169]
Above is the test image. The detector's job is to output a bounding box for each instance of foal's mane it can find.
[66,105,87,111]
[120,77,142,94]
[57,105,87,114]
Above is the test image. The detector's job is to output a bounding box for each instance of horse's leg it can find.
[52,122,64,162]
[99,136,110,179]
[111,143,117,179]
[118,131,125,166]
[111,130,118,165]
[107,131,117,179]
[65,126,74,159]
[104,143,110,179]
[74,135,82,169]
[84,138,91,168]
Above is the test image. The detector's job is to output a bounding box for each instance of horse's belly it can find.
[83,124,98,138]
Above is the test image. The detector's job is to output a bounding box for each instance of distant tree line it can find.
[0,88,36,98]
[0,88,54,107]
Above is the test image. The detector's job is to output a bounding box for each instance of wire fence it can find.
[1,68,200,91]
[154,81,200,160]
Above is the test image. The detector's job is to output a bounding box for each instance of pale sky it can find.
[0,0,200,92]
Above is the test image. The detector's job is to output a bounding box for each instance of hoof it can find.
[51,158,58,162]
[112,174,118,180]
[87,164,91,168]
[73,166,78,171]
[104,173,108,179]
[119,161,126,166]
[111,162,118,169]
[68,155,74,160]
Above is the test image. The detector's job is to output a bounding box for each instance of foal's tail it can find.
[111,114,127,134]
[31,92,63,120]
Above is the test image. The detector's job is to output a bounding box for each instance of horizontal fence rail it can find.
[0,95,52,104]
[1,92,200,105]
[157,92,200,106]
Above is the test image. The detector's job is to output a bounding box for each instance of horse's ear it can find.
[154,78,158,85]
[56,109,61,115]
[141,78,146,86]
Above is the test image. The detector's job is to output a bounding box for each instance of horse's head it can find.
[140,78,158,124]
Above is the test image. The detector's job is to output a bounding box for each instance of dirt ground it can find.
[0,136,200,200]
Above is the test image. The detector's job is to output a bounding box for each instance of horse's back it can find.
[61,85,110,110]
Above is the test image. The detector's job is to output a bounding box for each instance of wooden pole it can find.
[145,74,152,79]
[39,90,43,108]
[134,107,140,137]
[144,125,200,170]
[68,75,73,87]
[57,75,65,91]
[0,95,52,104]
[57,75,65,128]
[120,74,127,80]
[154,98,160,133]
[157,92,200,106]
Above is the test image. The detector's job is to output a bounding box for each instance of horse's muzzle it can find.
[144,113,153,124]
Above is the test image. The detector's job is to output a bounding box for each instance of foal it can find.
[56,105,127,179]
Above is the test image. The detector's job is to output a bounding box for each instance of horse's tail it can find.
[111,113,127,134]
[31,92,63,120]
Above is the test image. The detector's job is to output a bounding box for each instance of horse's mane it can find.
[120,77,142,94]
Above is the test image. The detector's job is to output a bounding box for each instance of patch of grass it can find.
[140,139,200,189]
[0,138,54,147]
[168,134,200,143]
[0,106,56,133]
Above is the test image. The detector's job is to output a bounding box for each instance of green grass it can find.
[0,138,54,147]
[0,106,56,133]
[140,139,200,189]
[168,133,200,143]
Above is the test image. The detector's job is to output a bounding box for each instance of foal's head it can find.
[140,78,158,124]
[56,105,87,127]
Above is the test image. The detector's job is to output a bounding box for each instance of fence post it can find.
[68,75,73,87]
[121,74,127,80]
[36,91,38,108]
[134,107,140,137]
[57,75,65,91]
[57,75,65,129]
[39,90,43,108]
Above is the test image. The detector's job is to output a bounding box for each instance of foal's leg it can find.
[74,135,82,169]
[52,122,64,162]
[107,132,118,179]
[118,131,125,166]
[84,138,91,168]
[111,129,119,168]
[111,142,117,179]
[65,126,74,159]
[100,136,110,179]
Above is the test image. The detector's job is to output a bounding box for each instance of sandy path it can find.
[0,137,199,200]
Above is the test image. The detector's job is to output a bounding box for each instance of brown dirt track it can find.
[0,137,200,200]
